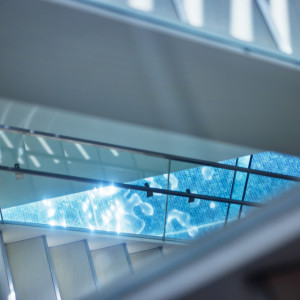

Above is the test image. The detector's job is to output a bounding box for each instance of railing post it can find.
[162,159,171,240]
[238,155,254,219]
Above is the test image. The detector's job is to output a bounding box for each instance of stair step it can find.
[91,243,133,289]
[50,240,100,300]
[5,236,60,300]
[130,247,164,271]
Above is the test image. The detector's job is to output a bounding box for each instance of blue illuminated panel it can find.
[165,196,228,240]
[2,151,300,240]
[245,175,297,204]
[171,166,235,199]
[251,152,300,177]
[3,184,166,237]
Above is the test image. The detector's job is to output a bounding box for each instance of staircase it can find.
[0,226,176,300]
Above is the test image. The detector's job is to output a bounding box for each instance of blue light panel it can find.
[2,152,299,240]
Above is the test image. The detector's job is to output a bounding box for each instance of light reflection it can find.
[98,185,118,197]
[29,155,41,168]
[167,220,225,236]
[210,202,216,209]
[128,0,154,12]
[145,176,162,195]
[82,202,88,212]
[201,167,214,180]
[0,131,13,148]
[230,0,253,42]
[75,143,90,160]
[17,147,25,165]
[164,173,178,190]
[49,220,56,226]
[47,208,56,218]
[110,149,119,157]
[18,147,24,157]
[43,199,50,206]
[269,0,292,54]
[182,0,204,27]
[17,157,25,165]
[37,137,54,155]
[8,291,16,300]
[167,209,198,238]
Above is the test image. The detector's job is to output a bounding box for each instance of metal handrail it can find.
[0,125,298,242]
[0,165,263,208]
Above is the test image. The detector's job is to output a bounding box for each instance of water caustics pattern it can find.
[2,152,300,240]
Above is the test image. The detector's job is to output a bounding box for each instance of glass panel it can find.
[251,151,300,177]
[0,171,166,237]
[219,158,236,166]
[226,203,240,224]
[23,134,69,174]
[0,130,169,187]
[231,172,247,200]
[0,130,26,167]
[170,160,235,198]
[237,155,251,167]
[165,195,228,240]
[244,174,298,204]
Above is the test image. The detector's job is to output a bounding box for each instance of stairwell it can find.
[0,228,177,300]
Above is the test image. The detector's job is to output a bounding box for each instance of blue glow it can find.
[251,151,300,177]
[165,196,228,240]
[245,175,296,203]
[2,152,300,240]
[171,166,235,198]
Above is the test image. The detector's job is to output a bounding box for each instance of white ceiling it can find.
[0,0,299,157]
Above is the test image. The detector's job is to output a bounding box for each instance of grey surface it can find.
[6,236,58,300]
[91,244,132,288]
[50,240,100,300]
[130,247,163,271]
[0,232,14,300]
[0,0,299,157]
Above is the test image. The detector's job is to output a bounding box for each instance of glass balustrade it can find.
[0,126,299,241]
